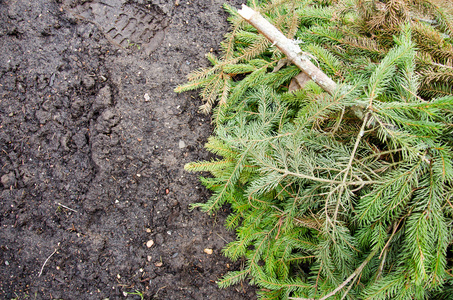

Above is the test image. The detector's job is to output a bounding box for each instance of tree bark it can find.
[238,4,338,95]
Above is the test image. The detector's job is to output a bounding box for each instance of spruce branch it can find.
[332,111,371,223]
[237,4,338,95]
[289,247,379,300]
[180,1,453,298]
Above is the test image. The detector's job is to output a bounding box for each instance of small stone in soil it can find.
[204,248,213,255]
[82,75,95,89]
[155,261,163,267]
[146,240,154,248]
[1,172,16,187]
[144,93,150,102]
[178,140,186,149]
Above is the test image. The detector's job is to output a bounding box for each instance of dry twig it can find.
[237,5,338,95]
[38,246,59,277]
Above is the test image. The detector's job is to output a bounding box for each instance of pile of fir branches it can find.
[176,0,453,299]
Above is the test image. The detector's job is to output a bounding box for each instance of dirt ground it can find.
[0,0,256,299]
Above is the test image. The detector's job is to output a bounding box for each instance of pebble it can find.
[203,248,213,255]
[49,73,56,87]
[178,140,186,149]
[82,75,95,89]
[147,255,152,262]
[145,228,152,233]
[155,261,163,267]
[146,240,154,248]
[35,109,51,124]
[17,82,26,93]
[144,93,150,102]
[5,260,9,266]
[155,233,164,245]
[1,172,16,188]
[94,85,112,111]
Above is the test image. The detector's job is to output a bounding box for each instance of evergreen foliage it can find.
[177,0,453,298]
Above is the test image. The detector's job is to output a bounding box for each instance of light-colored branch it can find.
[252,154,382,186]
[238,4,338,95]
[332,112,371,222]
[38,247,58,277]
[57,202,78,213]
[289,247,379,300]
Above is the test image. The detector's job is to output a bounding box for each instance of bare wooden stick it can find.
[38,248,58,277]
[238,4,337,95]
[57,202,78,213]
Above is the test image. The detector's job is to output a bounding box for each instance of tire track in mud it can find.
[65,0,170,55]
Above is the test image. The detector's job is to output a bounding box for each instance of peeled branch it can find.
[238,4,338,95]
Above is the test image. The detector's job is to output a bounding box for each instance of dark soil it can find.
[0,0,256,299]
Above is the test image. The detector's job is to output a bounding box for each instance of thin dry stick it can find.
[238,4,338,95]
[38,247,58,277]
[57,202,78,213]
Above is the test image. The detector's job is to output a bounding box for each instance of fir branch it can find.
[422,68,453,85]
[420,82,453,98]
[179,0,453,298]
[217,269,250,288]
[191,141,256,213]
[306,26,387,60]
[306,44,344,78]
[332,111,371,224]
[219,74,231,107]
[289,247,379,300]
